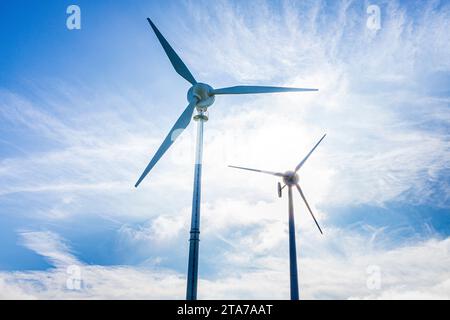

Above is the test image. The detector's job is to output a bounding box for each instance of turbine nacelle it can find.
[188,83,215,110]
[282,171,299,186]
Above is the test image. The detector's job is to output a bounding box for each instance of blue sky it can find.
[0,0,449,299]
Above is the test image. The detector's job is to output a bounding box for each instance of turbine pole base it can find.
[288,186,300,300]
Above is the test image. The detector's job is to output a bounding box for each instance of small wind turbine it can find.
[135,18,318,300]
[229,134,326,300]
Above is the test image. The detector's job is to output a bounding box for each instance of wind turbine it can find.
[135,17,319,300]
[229,134,326,300]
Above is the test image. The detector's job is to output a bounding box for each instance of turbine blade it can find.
[147,18,197,85]
[212,85,318,95]
[295,184,323,234]
[295,134,326,172]
[135,100,197,187]
[228,165,284,177]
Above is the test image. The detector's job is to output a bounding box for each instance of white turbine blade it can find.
[294,134,326,172]
[146,18,197,85]
[295,184,323,234]
[228,165,284,177]
[135,99,197,187]
[212,85,318,95]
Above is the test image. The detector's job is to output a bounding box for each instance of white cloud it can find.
[19,231,79,267]
[0,230,448,299]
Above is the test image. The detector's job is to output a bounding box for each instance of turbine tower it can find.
[229,134,326,300]
[135,18,319,300]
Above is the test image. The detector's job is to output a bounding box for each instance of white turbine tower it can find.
[229,134,326,300]
[135,18,319,300]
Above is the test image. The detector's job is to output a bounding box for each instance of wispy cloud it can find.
[19,231,79,267]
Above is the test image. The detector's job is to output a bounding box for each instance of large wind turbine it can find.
[135,18,318,300]
[229,134,326,300]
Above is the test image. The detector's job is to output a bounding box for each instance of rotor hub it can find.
[282,171,299,186]
[188,83,215,110]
